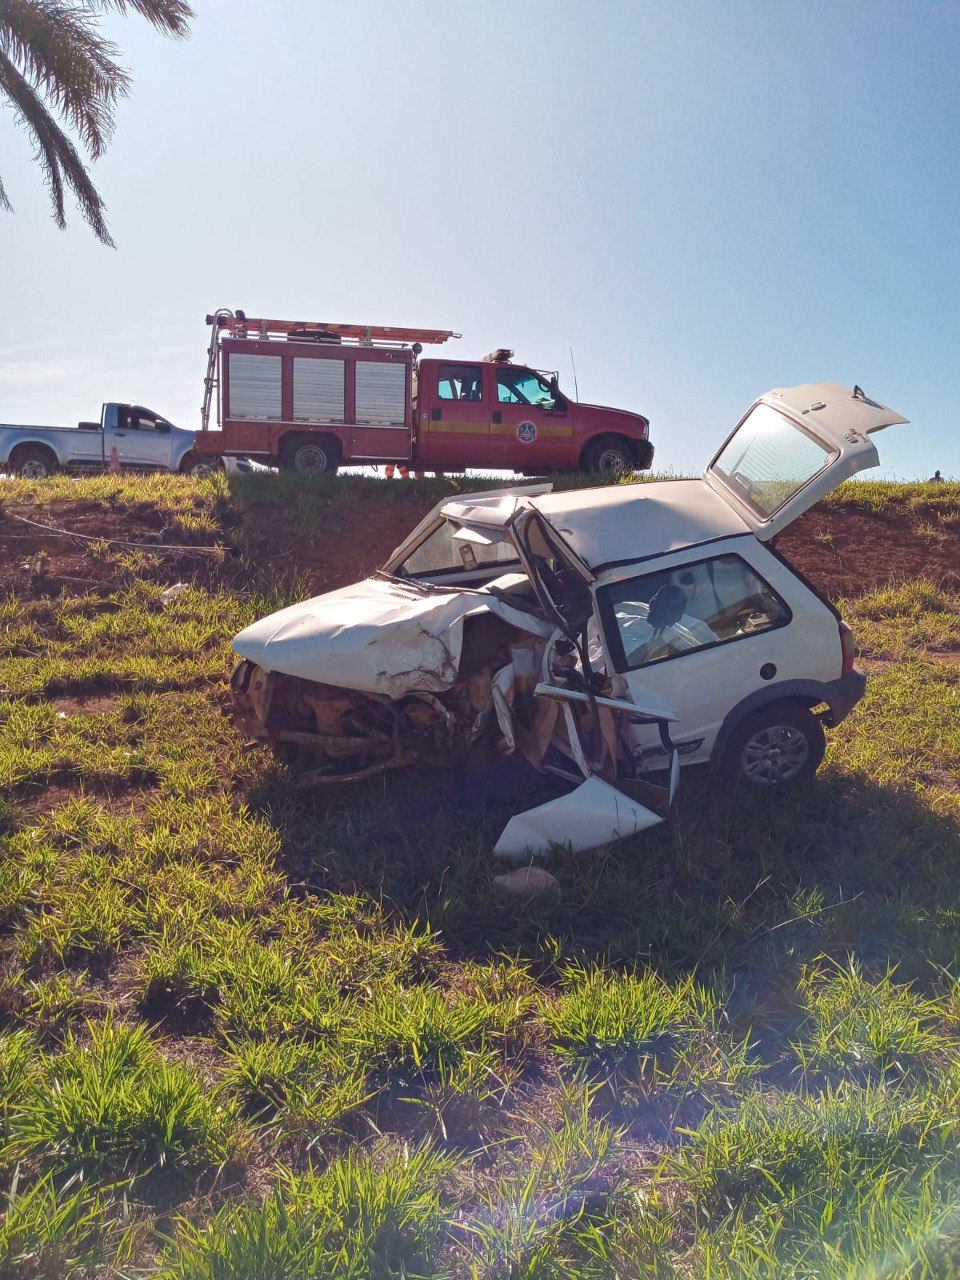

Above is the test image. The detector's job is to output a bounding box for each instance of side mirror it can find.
[549,374,559,398]
[155,421,171,434]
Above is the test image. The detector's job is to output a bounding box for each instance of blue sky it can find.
[1,0,958,479]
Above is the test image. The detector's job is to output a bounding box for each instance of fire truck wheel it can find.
[13,445,57,479]
[282,437,340,475]
[581,435,636,476]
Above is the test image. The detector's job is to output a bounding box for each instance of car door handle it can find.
[431,409,441,421]
[492,411,502,424]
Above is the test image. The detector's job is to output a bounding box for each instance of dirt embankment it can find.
[0,480,958,602]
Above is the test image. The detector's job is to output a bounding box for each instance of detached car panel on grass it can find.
[231,383,907,858]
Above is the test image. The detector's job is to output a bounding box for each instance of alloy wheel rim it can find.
[21,460,49,479]
[740,725,810,784]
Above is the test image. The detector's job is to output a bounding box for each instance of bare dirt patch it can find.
[777,508,960,599]
[50,694,120,717]
[2,484,958,602]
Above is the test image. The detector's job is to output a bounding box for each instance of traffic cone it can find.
[108,446,121,475]
[384,463,395,478]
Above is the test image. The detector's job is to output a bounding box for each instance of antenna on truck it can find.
[569,347,580,402]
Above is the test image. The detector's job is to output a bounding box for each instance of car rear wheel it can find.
[13,446,57,480]
[722,703,825,787]
[581,435,635,476]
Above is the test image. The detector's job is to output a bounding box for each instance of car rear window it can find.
[712,403,837,519]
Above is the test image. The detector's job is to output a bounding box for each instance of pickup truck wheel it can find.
[13,446,57,480]
[721,703,825,787]
[190,459,222,479]
[178,452,222,478]
[281,437,340,475]
[581,435,635,476]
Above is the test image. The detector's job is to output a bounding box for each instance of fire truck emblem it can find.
[517,421,537,443]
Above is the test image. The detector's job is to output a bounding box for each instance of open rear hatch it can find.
[703,383,907,541]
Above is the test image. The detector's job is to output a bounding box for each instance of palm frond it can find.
[87,0,194,38]
[0,0,130,157]
[0,49,114,245]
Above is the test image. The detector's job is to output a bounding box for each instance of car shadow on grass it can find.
[245,759,960,997]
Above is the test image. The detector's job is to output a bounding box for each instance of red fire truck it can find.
[192,309,653,476]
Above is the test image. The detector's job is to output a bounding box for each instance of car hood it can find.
[232,574,552,698]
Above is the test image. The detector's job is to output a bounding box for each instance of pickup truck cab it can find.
[0,403,204,479]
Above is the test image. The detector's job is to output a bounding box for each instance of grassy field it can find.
[0,473,958,1277]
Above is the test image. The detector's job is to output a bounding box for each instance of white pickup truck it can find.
[0,402,212,479]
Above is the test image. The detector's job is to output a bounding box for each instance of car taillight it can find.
[839,621,857,676]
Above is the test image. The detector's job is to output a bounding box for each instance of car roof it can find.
[528,479,751,571]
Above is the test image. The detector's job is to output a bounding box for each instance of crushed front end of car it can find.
[230,488,680,859]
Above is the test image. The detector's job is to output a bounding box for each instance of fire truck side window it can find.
[437,364,483,402]
[497,369,555,407]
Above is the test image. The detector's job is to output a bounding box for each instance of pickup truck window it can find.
[497,369,555,408]
[119,406,171,432]
[437,364,483,402]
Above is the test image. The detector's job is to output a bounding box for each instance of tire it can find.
[721,702,826,788]
[581,435,635,476]
[12,446,57,480]
[180,453,222,479]
[281,436,340,475]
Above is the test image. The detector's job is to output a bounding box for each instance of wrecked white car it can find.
[231,383,906,859]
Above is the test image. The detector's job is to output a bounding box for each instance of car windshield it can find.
[711,403,838,519]
[393,519,521,580]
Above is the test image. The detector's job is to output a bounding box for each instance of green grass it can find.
[0,475,957,1273]
[0,1019,245,1193]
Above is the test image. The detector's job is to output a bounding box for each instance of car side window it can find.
[437,364,483,402]
[600,553,790,670]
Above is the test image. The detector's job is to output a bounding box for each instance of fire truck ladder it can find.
[200,307,233,431]
[201,309,461,431]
